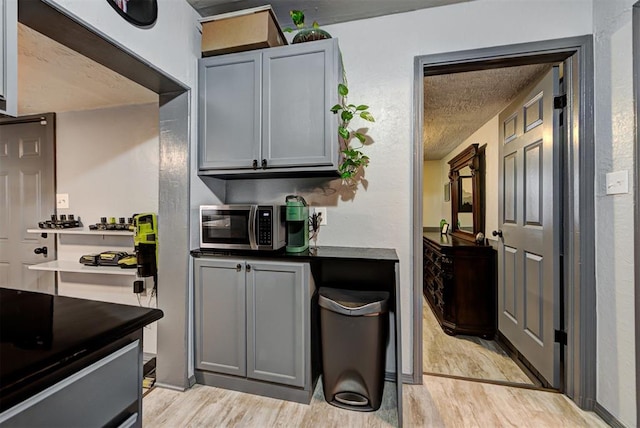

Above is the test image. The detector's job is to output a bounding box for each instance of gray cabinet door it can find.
[262,39,339,168]
[0,0,17,116]
[246,261,307,387]
[194,258,246,377]
[199,51,261,170]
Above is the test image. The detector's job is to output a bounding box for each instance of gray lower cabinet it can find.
[0,341,142,427]
[198,38,340,176]
[0,0,17,116]
[194,258,314,400]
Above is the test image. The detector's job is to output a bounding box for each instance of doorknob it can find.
[34,246,48,256]
[492,230,503,238]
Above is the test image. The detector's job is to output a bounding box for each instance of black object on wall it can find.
[106,0,158,28]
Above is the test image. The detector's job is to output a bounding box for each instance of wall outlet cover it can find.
[315,207,327,225]
[56,193,69,209]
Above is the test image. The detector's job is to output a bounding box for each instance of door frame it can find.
[633,2,640,424]
[411,36,596,409]
[18,0,192,390]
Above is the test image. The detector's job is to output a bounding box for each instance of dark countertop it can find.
[191,245,399,262]
[0,288,163,412]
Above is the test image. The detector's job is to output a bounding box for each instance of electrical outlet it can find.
[56,193,69,209]
[315,207,327,225]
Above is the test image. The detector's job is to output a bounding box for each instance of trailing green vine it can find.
[330,66,375,181]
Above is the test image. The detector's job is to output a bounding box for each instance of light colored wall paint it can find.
[593,0,636,426]
[435,115,500,240]
[214,0,594,375]
[422,160,443,227]
[55,102,160,354]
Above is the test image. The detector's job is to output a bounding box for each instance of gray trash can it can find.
[319,287,389,412]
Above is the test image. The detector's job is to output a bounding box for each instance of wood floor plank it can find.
[144,375,605,428]
[422,297,533,384]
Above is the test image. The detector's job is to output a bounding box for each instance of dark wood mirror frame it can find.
[448,143,486,242]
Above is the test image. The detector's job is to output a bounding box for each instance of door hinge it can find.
[554,94,567,109]
[554,329,567,345]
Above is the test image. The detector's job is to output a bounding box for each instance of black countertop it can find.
[0,288,163,412]
[191,245,399,262]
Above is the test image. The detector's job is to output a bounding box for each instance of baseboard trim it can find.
[154,382,187,392]
[594,402,626,428]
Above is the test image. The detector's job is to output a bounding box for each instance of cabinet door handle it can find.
[252,159,258,170]
[261,159,267,169]
[236,263,242,272]
[246,264,251,272]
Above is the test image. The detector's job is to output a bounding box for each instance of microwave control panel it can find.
[257,207,272,246]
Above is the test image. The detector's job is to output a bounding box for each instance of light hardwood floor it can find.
[143,376,606,427]
[422,297,533,384]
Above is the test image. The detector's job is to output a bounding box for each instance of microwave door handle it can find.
[248,207,258,250]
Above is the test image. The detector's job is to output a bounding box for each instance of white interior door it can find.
[0,116,56,293]
[497,66,561,387]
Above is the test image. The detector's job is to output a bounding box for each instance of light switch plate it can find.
[56,193,69,209]
[605,170,629,195]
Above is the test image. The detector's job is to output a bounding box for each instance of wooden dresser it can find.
[423,232,496,338]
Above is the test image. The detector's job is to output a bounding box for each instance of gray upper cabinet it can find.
[246,261,306,387]
[194,257,312,391]
[194,258,247,376]
[0,0,17,117]
[198,51,261,170]
[198,38,340,176]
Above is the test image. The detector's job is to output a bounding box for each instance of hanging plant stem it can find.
[330,54,375,180]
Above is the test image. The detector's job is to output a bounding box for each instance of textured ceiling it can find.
[189,0,469,25]
[423,64,552,160]
[18,23,157,115]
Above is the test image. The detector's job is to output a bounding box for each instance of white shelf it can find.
[27,228,133,236]
[28,260,137,276]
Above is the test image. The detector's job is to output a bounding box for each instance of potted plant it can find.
[283,10,332,44]
[284,10,376,182]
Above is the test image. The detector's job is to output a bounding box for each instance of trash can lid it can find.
[318,287,389,316]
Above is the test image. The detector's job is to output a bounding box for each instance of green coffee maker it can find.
[285,195,309,253]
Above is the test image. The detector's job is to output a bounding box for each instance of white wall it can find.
[55,102,160,354]
[593,0,637,426]
[435,115,501,240]
[422,160,443,227]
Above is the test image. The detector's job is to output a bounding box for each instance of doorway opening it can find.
[15,0,192,390]
[412,36,596,409]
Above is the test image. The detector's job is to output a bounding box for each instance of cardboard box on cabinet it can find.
[200,6,287,57]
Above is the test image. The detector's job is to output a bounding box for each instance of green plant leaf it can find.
[354,132,366,143]
[312,21,320,28]
[338,127,350,139]
[283,27,294,33]
[330,104,342,113]
[360,111,375,122]
[356,105,369,111]
[290,10,305,27]
[338,84,349,97]
[341,110,353,121]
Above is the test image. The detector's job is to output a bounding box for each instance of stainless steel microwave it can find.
[199,205,285,251]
